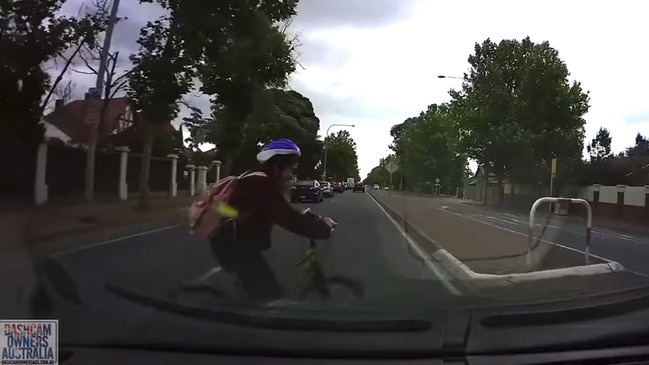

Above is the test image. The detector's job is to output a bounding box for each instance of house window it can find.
[112,104,134,134]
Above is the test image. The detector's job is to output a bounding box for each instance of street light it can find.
[437,75,465,81]
[322,123,355,179]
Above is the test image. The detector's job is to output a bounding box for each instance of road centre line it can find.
[54,224,185,257]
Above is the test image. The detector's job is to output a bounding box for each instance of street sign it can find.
[385,161,398,174]
[435,177,440,183]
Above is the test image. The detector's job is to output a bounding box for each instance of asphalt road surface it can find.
[5,191,649,345]
[0,190,462,322]
[440,201,649,277]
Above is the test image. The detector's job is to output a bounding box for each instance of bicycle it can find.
[174,208,364,304]
[291,237,364,302]
[290,208,365,302]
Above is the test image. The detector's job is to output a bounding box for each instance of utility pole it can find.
[84,0,121,201]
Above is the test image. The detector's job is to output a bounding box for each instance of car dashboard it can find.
[58,285,649,364]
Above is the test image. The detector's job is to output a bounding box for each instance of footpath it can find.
[1,194,192,257]
[368,190,613,280]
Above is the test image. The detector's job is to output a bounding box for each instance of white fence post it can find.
[115,146,129,200]
[167,153,179,197]
[213,160,222,182]
[196,166,208,193]
[186,164,196,196]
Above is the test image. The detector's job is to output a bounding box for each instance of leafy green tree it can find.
[127,15,195,207]
[0,0,107,145]
[389,103,466,192]
[176,0,299,167]
[587,127,612,161]
[625,133,649,157]
[324,130,360,181]
[364,166,390,186]
[190,88,324,178]
[451,37,590,192]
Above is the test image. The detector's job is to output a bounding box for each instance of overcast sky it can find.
[59,0,649,178]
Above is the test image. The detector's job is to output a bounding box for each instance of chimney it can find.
[54,99,64,111]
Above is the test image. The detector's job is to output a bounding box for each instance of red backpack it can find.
[188,171,267,240]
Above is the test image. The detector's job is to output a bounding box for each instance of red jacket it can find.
[214,172,332,251]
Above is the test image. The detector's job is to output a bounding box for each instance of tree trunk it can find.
[138,123,155,209]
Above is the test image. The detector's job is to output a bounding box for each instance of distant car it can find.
[384,186,389,190]
[373,184,380,190]
[291,180,324,203]
[319,181,334,197]
[331,181,345,193]
[353,183,365,193]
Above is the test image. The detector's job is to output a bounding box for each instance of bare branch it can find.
[40,40,85,117]
[109,79,128,100]
[68,67,96,75]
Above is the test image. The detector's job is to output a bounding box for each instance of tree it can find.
[451,37,590,195]
[324,130,360,180]
[587,127,612,161]
[0,0,107,145]
[184,88,324,178]
[364,166,390,186]
[177,0,299,169]
[127,15,195,207]
[625,133,649,157]
[388,103,466,192]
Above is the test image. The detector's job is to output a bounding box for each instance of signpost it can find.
[384,161,398,195]
[435,177,440,195]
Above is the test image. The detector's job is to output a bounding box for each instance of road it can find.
[0,190,463,325]
[439,200,649,277]
[5,191,649,338]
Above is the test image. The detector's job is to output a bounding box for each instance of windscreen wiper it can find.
[105,284,432,332]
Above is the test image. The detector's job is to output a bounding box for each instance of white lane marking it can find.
[436,207,615,263]
[53,224,185,257]
[367,194,462,296]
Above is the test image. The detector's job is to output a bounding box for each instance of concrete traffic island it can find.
[368,190,625,290]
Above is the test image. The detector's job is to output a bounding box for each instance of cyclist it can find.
[188,139,337,302]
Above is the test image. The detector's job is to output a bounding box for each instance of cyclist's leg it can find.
[236,252,284,301]
[182,238,233,288]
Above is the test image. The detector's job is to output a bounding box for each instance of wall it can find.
[45,145,175,198]
[499,182,649,226]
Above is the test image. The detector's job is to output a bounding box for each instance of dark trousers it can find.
[209,238,284,302]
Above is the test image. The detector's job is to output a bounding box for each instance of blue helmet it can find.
[257,138,301,163]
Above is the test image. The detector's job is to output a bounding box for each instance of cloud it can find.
[292,0,421,31]
[625,111,649,125]
[295,35,352,70]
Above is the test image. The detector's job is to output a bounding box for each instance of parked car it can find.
[291,180,324,203]
[352,182,365,193]
[332,181,345,193]
[319,181,334,197]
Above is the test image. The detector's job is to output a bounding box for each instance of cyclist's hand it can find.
[323,217,337,230]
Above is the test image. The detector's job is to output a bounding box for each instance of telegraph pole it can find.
[84,0,121,201]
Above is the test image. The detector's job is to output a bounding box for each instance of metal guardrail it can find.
[529,197,593,264]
